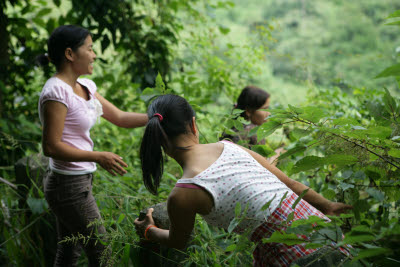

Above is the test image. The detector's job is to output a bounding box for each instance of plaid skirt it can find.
[250,193,349,267]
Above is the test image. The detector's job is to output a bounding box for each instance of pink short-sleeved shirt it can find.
[38,77,103,175]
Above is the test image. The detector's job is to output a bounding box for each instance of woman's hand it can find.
[134,208,156,239]
[324,202,353,216]
[95,151,128,176]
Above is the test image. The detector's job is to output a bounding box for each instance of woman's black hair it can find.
[36,25,91,70]
[140,94,196,195]
[236,85,270,119]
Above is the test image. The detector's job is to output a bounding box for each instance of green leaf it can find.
[261,194,276,211]
[291,189,309,209]
[354,247,391,260]
[291,216,326,227]
[353,171,366,180]
[384,20,400,26]
[388,149,400,158]
[291,154,356,174]
[323,154,358,166]
[322,188,336,200]
[257,120,282,140]
[290,128,310,140]
[305,243,324,249]
[140,87,159,102]
[27,197,48,215]
[288,104,303,114]
[341,170,353,179]
[218,25,230,35]
[286,212,294,222]
[383,88,398,114]
[122,243,130,264]
[277,191,289,208]
[287,224,314,235]
[155,73,166,94]
[36,8,52,17]
[278,145,307,160]
[340,182,354,191]
[375,63,400,78]
[248,125,259,137]
[117,213,126,224]
[301,106,329,123]
[251,144,274,157]
[292,156,324,173]
[332,117,360,126]
[312,227,343,243]
[164,172,178,182]
[232,119,244,131]
[365,188,385,201]
[227,218,240,233]
[263,231,305,245]
[388,10,400,18]
[235,202,241,217]
[351,125,366,130]
[354,199,370,212]
[225,244,236,252]
[367,126,392,138]
[392,136,400,142]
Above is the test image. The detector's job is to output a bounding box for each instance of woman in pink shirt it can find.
[38,25,147,266]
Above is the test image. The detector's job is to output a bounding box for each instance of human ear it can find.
[64,48,74,62]
[245,110,252,120]
[190,117,199,135]
[191,117,198,135]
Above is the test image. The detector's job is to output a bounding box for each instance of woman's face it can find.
[71,35,96,75]
[247,97,271,126]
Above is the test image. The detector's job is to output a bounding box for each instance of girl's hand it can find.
[134,208,156,238]
[324,202,353,216]
[95,151,128,176]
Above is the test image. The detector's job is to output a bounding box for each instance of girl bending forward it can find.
[134,95,351,266]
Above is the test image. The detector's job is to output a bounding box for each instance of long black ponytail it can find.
[140,95,195,195]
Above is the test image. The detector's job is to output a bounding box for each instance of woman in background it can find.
[222,85,284,165]
[38,25,147,266]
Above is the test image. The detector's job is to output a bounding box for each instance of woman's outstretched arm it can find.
[241,146,352,216]
[95,92,148,128]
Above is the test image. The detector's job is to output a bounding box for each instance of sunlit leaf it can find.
[375,63,400,78]
[257,120,282,140]
[251,144,274,157]
[263,231,305,245]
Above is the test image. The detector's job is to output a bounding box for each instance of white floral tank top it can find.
[176,141,292,235]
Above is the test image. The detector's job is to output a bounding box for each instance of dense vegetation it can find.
[1,0,399,266]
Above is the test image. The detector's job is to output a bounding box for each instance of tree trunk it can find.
[0,1,9,118]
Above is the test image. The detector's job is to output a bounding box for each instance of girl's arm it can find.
[42,101,127,176]
[134,187,211,249]
[95,92,148,128]
[241,146,352,216]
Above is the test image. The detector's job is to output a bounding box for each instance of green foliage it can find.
[2,1,400,266]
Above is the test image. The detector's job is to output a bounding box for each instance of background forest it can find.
[1,0,400,266]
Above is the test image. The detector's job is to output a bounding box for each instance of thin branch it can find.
[0,177,17,190]
[290,117,400,169]
[330,132,400,169]
[0,214,44,247]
